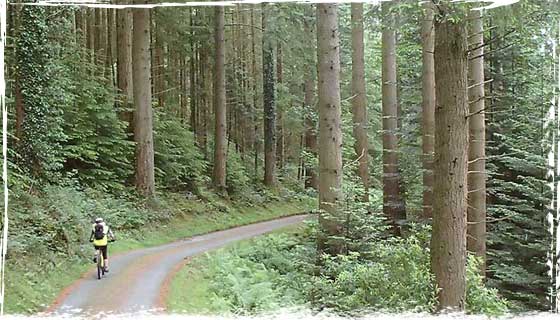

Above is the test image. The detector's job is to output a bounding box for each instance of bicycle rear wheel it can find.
[97,251,103,280]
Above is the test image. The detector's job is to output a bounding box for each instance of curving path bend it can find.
[47,214,311,317]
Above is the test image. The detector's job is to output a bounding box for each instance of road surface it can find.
[48,214,310,316]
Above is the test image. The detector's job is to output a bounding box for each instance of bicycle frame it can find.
[96,249,105,280]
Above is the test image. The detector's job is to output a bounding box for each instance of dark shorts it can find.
[94,245,108,259]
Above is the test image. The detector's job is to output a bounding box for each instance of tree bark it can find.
[212,5,227,191]
[198,41,209,158]
[154,16,165,108]
[304,75,318,190]
[262,3,276,187]
[87,8,95,64]
[382,1,406,233]
[132,5,155,197]
[421,2,435,219]
[106,8,115,85]
[351,3,369,200]
[431,8,468,311]
[189,8,197,135]
[251,7,260,182]
[467,9,486,274]
[317,3,343,255]
[303,7,318,190]
[276,44,285,170]
[117,6,134,133]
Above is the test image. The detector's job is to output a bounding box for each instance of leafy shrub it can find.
[225,145,252,195]
[204,251,286,314]
[154,110,207,191]
[60,54,134,191]
[466,255,510,315]
[309,235,437,314]
[193,224,510,316]
[7,184,171,263]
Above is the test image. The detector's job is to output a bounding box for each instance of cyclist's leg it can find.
[101,246,109,271]
[93,245,99,263]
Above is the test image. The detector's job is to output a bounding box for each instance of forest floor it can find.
[6,196,314,315]
[45,214,312,316]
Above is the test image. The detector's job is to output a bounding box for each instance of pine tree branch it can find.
[466,107,488,118]
[468,79,493,89]
[467,29,516,53]
[469,43,514,61]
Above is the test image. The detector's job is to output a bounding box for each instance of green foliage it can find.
[466,256,510,315]
[484,1,557,309]
[59,49,134,191]
[154,110,208,191]
[186,225,509,316]
[7,185,160,261]
[15,5,66,182]
[309,236,436,314]
[205,252,285,314]
[225,145,252,195]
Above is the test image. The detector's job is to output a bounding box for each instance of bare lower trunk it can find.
[154,19,165,108]
[382,1,405,233]
[262,4,276,187]
[117,6,134,133]
[467,9,486,274]
[276,44,285,170]
[351,3,369,200]
[212,6,227,191]
[198,42,209,157]
[317,3,343,255]
[431,9,468,311]
[421,2,435,219]
[106,9,115,85]
[304,76,318,190]
[132,6,155,197]
[303,8,318,190]
[189,9,197,135]
[251,7,260,182]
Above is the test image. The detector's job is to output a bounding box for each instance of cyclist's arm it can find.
[89,230,94,242]
[108,227,115,241]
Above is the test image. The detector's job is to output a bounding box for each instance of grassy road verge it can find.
[5,197,314,314]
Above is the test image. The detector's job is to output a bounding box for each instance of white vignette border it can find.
[0,0,559,319]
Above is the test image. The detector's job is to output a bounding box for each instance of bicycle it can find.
[95,248,105,280]
[92,239,114,280]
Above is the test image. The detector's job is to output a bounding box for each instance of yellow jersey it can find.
[92,222,110,246]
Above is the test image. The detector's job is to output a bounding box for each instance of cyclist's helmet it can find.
[95,217,104,223]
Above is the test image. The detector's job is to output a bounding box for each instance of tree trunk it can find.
[262,4,276,187]
[467,9,486,274]
[87,8,95,64]
[421,2,435,219]
[251,7,260,182]
[276,44,285,170]
[189,8,197,135]
[382,1,406,233]
[154,17,165,108]
[303,8,318,190]
[431,8,468,311]
[351,3,369,200]
[106,8,115,85]
[132,5,155,197]
[198,42,209,158]
[304,75,318,190]
[117,6,134,134]
[317,3,343,255]
[212,5,227,191]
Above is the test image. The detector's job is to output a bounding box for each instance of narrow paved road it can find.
[49,214,310,316]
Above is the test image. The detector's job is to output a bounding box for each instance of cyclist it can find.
[89,217,115,273]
